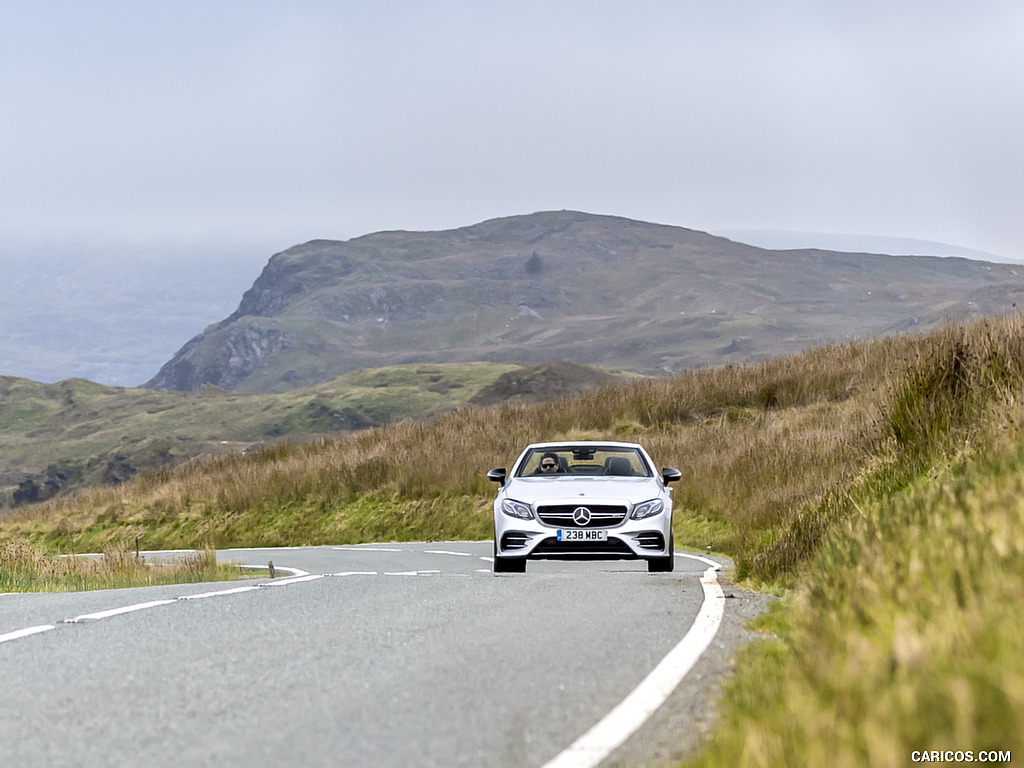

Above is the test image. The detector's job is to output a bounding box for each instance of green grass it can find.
[690,442,1024,766]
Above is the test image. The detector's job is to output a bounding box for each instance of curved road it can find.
[0,543,744,768]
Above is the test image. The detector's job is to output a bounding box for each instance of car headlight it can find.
[501,499,534,520]
[631,498,664,520]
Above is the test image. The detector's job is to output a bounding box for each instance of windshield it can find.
[516,446,651,478]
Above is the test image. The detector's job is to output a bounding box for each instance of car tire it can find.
[494,556,526,573]
[647,534,675,573]
[493,539,526,573]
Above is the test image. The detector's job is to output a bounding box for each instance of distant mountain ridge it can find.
[714,229,1013,263]
[145,210,1024,393]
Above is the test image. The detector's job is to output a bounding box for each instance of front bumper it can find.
[494,516,671,560]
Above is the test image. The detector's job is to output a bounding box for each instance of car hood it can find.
[502,476,665,505]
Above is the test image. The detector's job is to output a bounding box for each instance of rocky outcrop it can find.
[146,320,293,391]
[13,465,69,505]
[223,242,356,323]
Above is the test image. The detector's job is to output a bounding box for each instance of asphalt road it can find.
[0,543,757,768]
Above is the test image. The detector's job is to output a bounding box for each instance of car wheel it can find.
[493,538,526,573]
[647,534,675,573]
[494,556,526,573]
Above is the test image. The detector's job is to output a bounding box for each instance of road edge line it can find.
[0,624,56,645]
[540,563,727,768]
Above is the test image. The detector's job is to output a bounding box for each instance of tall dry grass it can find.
[689,314,1024,766]
[745,314,1024,582]
[0,539,237,592]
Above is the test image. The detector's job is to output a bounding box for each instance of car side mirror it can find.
[487,468,507,486]
[662,467,681,485]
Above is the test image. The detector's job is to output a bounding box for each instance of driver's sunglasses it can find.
[541,462,557,469]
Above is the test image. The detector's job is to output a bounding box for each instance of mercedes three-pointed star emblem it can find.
[572,506,592,526]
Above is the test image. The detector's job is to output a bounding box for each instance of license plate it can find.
[557,529,608,542]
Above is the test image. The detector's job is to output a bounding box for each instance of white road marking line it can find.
[64,599,177,624]
[540,564,727,768]
[0,625,56,644]
[0,561,376,646]
[257,574,324,587]
[333,546,403,552]
[425,550,474,557]
[177,586,260,600]
[383,570,441,576]
[676,552,722,569]
[4,571,322,642]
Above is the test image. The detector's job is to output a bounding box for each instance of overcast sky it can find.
[2,0,1022,260]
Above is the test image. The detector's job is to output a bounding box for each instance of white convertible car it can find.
[487,441,681,573]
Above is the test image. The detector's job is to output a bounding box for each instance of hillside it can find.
[0,361,628,508]
[145,210,1024,393]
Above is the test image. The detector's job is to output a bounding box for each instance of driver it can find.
[533,452,562,474]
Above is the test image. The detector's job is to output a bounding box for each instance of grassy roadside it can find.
[688,442,1024,766]
[0,541,247,592]
[686,319,1024,765]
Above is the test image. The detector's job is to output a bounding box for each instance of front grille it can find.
[530,536,636,560]
[536,504,627,528]
[633,532,665,550]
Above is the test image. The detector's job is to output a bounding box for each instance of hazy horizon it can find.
[1,2,1021,257]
